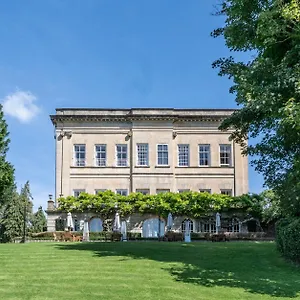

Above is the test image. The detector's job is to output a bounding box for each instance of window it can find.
[220,189,232,196]
[199,189,211,194]
[199,144,210,166]
[95,145,106,166]
[203,218,216,233]
[137,143,149,166]
[157,144,168,165]
[116,145,128,166]
[178,144,189,166]
[73,189,85,197]
[136,189,150,195]
[95,189,106,194]
[178,189,190,193]
[181,219,194,232]
[116,189,128,196]
[220,144,231,166]
[230,218,240,233]
[74,144,86,166]
[156,189,170,194]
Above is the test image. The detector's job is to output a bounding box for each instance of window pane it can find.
[199,144,210,166]
[178,145,189,166]
[137,144,149,166]
[95,144,106,166]
[116,145,127,166]
[74,144,86,166]
[157,145,168,165]
[220,144,231,165]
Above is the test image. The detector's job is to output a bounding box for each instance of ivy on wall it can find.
[58,191,263,219]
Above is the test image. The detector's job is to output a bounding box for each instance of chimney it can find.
[47,194,55,211]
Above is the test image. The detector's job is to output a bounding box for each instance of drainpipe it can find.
[129,129,133,194]
[233,141,236,197]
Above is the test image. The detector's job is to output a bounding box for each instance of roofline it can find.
[55,107,237,112]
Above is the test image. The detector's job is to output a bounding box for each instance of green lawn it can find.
[0,241,299,300]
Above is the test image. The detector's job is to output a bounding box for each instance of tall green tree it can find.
[0,182,33,243]
[0,105,15,206]
[31,206,46,233]
[212,0,300,215]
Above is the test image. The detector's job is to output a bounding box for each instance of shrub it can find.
[276,217,300,263]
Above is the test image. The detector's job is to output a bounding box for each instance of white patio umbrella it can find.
[216,212,221,234]
[67,212,74,230]
[113,212,121,232]
[121,221,127,241]
[83,220,89,242]
[184,220,191,243]
[167,213,173,231]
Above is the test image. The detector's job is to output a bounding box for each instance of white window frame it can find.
[220,189,232,196]
[116,144,128,167]
[136,189,150,195]
[95,189,106,194]
[199,189,211,194]
[220,144,232,166]
[74,144,86,167]
[116,189,128,196]
[73,189,85,197]
[157,144,169,166]
[178,144,189,167]
[156,189,170,194]
[199,144,210,166]
[95,144,106,167]
[136,143,149,166]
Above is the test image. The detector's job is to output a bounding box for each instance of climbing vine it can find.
[58,191,263,219]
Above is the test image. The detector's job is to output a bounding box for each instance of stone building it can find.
[46,108,249,235]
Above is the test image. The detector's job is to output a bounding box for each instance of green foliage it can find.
[30,206,46,233]
[212,0,300,216]
[260,190,282,223]
[0,105,15,207]
[0,182,33,243]
[276,217,300,263]
[58,190,263,218]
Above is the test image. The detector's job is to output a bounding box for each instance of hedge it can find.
[276,217,300,264]
[58,190,263,219]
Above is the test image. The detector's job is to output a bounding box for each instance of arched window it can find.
[142,218,165,238]
[181,219,194,233]
[203,218,216,233]
[89,218,103,232]
[230,218,240,233]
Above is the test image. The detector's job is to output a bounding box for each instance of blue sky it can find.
[0,0,263,210]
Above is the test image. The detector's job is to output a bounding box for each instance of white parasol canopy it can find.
[216,212,221,234]
[67,212,74,230]
[167,213,173,231]
[83,220,89,242]
[184,220,191,242]
[121,221,127,241]
[113,212,121,232]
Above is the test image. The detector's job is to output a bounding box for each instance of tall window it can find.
[73,189,85,197]
[137,143,149,166]
[116,144,128,166]
[116,189,128,196]
[95,144,106,166]
[220,189,232,196]
[203,218,216,233]
[220,144,231,166]
[157,144,168,165]
[181,219,194,232]
[74,144,86,166]
[199,144,210,166]
[178,145,189,166]
[230,218,240,233]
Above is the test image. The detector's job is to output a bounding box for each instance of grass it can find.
[0,241,299,300]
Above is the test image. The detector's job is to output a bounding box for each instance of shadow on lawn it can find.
[55,242,300,298]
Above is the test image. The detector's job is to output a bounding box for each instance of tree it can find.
[0,182,33,243]
[0,105,15,207]
[212,0,300,215]
[31,206,47,233]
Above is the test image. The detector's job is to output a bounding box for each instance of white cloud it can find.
[2,90,40,123]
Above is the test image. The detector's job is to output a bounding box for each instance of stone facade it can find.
[47,108,249,233]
